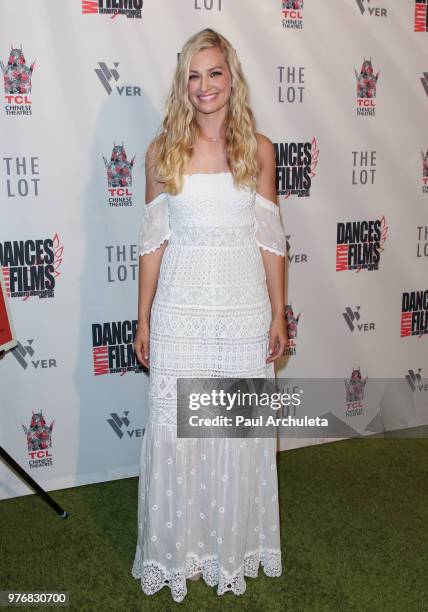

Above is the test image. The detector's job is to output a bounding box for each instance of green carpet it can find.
[1,437,427,612]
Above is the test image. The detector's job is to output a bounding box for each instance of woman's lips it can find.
[198,92,218,102]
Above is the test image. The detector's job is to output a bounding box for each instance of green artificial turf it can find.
[1,437,427,612]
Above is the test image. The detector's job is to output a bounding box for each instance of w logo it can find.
[95,62,120,95]
[405,368,422,392]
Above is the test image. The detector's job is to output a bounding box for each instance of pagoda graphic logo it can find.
[103,142,135,207]
[1,45,35,115]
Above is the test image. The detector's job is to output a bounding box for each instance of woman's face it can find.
[187,46,232,116]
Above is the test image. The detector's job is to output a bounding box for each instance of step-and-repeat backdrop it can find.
[1,1,427,500]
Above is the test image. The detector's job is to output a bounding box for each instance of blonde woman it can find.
[132,28,287,602]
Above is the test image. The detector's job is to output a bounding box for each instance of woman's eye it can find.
[211,71,221,77]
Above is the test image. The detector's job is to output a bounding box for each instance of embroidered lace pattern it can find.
[133,173,285,602]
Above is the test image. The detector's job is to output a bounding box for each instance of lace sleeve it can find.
[138,193,171,256]
[254,192,286,257]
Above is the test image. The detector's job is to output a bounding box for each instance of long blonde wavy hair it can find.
[148,28,258,195]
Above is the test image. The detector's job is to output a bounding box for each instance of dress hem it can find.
[131,544,283,602]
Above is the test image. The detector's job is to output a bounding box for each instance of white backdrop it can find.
[1,0,427,500]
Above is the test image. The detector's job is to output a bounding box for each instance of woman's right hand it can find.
[134,320,150,369]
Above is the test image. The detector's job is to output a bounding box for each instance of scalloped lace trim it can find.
[131,545,282,602]
[139,232,171,256]
[256,241,286,257]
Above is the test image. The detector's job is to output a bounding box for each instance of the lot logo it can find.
[400,290,428,337]
[355,58,380,116]
[285,304,301,356]
[82,0,143,19]
[3,156,40,198]
[342,305,375,333]
[336,217,388,272]
[105,244,138,282]
[0,235,63,300]
[11,339,57,370]
[277,65,305,104]
[107,410,144,439]
[344,368,367,417]
[103,143,135,207]
[355,0,387,18]
[95,61,141,97]
[92,319,145,375]
[417,226,428,258]
[405,368,428,392]
[281,0,303,29]
[275,140,319,198]
[1,45,35,115]
[352,150,377,185]
[414,1,428,32]
[22,410,54,469]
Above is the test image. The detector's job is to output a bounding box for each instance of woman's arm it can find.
[255,133,288,363]
[134,144,169,368]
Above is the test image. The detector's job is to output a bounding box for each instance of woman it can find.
[132,27,287,602]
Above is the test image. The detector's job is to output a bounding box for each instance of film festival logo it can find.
[103,142,135,207]
[82,0,143,19]
[286,234,308,265]
[1,44,35,115]
[281,0,303,29]
[344,367,367,418]
[400,289,428,338]
[0,235,64,300]
[405,368,428,392]
[355,0,387,18]
[414,0,428,32]
[22,410,55,469]
[107,410,144,440]
[422,148,428,193]
[285,304,301,356]
[91,319,146,376]
[355,57,380,116]
[94,61,141,97]
[342,305,375,333]
[11,339,57,371]
[275,140,319,198]
[336,217,388,272]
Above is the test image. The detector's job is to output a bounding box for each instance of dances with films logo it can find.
[22,410,55,469]
[281,0,303,29]
[275,140,319,198]
[336,217,388,272]
[414,0,428,32]
[103,143,135,207]
[400,290,428,337]
[344,367,367,418]
[285,304,301,356]
[82,0,143,18]
[91,319,144,375]
[1,45,35,115]
[355,58,380,116]
[0,235,63,299]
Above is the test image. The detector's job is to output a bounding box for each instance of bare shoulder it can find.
[255,132,275,171]
[145,138,164,203]
[255,133,277,204]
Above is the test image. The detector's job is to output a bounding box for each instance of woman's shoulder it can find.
[255,132,276,172]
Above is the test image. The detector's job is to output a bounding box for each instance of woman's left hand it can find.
[266,314,288,363]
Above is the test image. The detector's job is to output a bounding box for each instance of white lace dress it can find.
[131,172,287,602]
